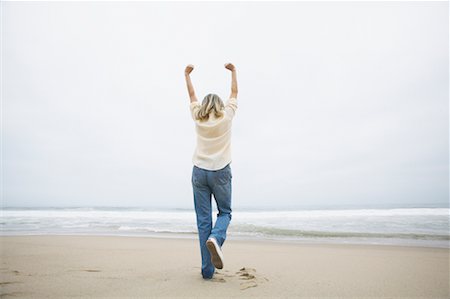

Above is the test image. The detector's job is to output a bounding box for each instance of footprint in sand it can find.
[209,270,228,282]
[0,281,22,286]
[196,266,269,289]
[235,267,269,290]
[210,276,227,283]
[83,269,101,272]
[3,269,21,275]
[65,269,102,273]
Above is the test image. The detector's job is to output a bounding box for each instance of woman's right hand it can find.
[224,63,236,72]
[185,64,194,75]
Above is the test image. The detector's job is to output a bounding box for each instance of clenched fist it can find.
[224,63,236,72]
[185,64,194,75]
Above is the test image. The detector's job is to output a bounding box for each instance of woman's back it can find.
[190,97,238,170]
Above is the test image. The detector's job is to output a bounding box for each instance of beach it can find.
[1,235,448,298]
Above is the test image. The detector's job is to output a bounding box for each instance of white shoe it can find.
[206,237,224,269]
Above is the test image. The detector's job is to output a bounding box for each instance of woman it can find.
[184,62,238,280]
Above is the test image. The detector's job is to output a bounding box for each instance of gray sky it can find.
[2,1,448,209]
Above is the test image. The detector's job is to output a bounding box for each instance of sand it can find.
[1,235,448,298]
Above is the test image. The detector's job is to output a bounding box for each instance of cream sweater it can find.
[190,97,238,170]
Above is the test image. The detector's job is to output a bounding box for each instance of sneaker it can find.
[206,237,224,269]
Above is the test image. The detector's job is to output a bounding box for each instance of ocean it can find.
[1,206,449,248]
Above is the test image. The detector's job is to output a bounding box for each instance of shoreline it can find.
[1,235,449,298]
[1,232,448,249]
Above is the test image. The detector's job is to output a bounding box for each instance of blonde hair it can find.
[195,93,225,121]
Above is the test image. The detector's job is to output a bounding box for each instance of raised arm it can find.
[185,64,198,103]
[225,63,238,98]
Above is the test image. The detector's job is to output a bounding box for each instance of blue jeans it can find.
[192,163,233,279]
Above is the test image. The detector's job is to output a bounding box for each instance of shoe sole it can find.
[206,239,224,269]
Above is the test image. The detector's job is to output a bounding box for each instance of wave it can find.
[229,224,450,240]
[2,207,448,246]
[117,225,196,234]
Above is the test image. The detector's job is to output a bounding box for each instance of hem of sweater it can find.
[193,160,232,171]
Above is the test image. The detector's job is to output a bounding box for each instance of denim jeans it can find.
[192,163,233,279]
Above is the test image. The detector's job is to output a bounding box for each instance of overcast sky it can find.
[2,1,448,209]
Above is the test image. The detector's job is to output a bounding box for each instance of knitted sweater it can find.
[189,97,238,170]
